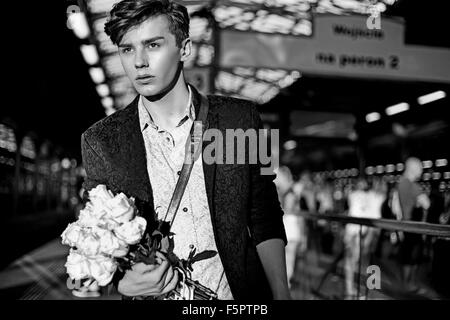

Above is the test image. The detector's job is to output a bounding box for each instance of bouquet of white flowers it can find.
[62,184,219,300]
[61,185,147,293]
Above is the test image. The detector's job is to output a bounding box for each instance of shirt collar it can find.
[138,85,195,132]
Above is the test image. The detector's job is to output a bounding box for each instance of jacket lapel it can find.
[112,96,153,205]
[191,86,217,220]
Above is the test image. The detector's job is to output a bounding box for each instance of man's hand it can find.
[118,251,179,297]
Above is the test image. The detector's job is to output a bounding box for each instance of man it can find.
[81,0,290,300]
[397,157,430,292]
[343,179,383,299]
[343,179,369,299]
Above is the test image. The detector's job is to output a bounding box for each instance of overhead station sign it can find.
[220,14,450,83]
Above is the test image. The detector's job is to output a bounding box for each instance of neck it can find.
[142,72,190,129]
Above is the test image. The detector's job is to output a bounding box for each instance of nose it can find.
[134,48,148,69]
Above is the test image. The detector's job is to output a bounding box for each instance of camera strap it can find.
[162,89,209,228]
[160,89,226,300]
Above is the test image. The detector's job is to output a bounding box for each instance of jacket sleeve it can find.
[80,132,108,200]
[81,132,125,291]
[247,104,287,246]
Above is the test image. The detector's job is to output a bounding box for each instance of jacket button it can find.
[177,171,181,176]
[183,207,188,212]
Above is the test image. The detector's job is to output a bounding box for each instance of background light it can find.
[418,90,446,105]
[101,97,114,109]
[89,67,106,84]
[422,160,433,169]
[96,84,110,97]
[283,140,297,150]
[61,158,71,169]
[80,45,99,65]
[386,164,395,173]
[366,112,380,123]
[386,102,409,116]
[69,12,90,39]
[436,159,448,167]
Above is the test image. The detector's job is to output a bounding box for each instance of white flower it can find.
[105,193,135,225]
[77,207,101,228]
[114,216,147,245]
[88,255,117,286]
[92,227,128,257]
[77,232,101,256]
[61,223,83,247]
[111,245,129,258]
[65,249,91,280]
[88,184,115,209]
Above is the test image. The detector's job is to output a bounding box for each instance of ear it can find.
[179,38,192,62]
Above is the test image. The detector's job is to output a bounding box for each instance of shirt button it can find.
[177,171,181,176]
[183,207,188,212]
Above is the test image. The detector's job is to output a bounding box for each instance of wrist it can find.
[272,283,291,300]
[273,290,292,300]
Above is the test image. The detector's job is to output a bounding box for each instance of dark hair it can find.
[104,0,190,47]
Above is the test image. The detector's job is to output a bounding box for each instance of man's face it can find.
[117,15,190,96]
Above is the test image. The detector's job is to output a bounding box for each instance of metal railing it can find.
[299,212,450,238]
[295,211,450,300]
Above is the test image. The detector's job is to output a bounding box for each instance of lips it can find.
[136,75,155,83]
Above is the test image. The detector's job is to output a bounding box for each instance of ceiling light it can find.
[366,112,380,123]
[386,103,409,116]
[89,67,106,84]
[96,84,110,97]
[418,90,446,105]
[80,44,99,65]
[283,140,297,150]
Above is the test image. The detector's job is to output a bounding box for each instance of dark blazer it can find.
[81,85,287,300]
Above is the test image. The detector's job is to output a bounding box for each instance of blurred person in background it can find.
[364,178,386,261]
[297,171,321,256]
[374,181,398,259]
[431,188,450,297]
[298,171,317,213]
[317,181,334,214]
[344,178,381,299]
[275,166,304,287]
[397,157,430,292]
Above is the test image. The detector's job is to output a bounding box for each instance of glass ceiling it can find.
[85,0,397,110]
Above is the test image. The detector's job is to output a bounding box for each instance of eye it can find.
[147,43,160,49]
[121,47,132,54]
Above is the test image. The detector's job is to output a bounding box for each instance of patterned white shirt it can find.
[138,87,233,300]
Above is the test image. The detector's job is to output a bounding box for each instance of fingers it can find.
[161,270,179,294]
[152,253,171,278]
[132,262,158,274]
[155,251,167,262]
[151,260,174,292]
[123,251,179,297]
[162,265,176,290]
[131,251,168,274]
